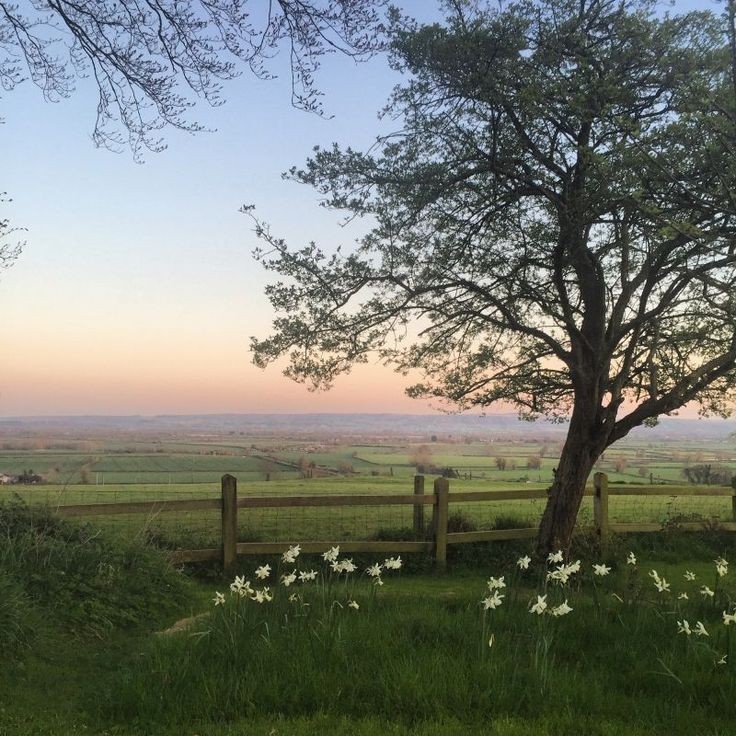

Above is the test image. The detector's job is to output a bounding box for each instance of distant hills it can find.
[0,413,734,440]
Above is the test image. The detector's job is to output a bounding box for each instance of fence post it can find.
[413,475,425,538]
[731,476,736,522]
[221,474,238,576]
[593,472,609,553]
[433,477,450,572]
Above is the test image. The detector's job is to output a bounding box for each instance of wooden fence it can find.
[56,472,736,574]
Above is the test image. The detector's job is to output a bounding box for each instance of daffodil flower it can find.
[694,621,709,637]
[384,556,402,570]
[347,600,359,610]
[487,576,506,591]
[230,575,253,597]
[323,546,340,563]
[722,610,736,626]
[366,563,383,577]
[593,564,611,576]
[547,550,564,564]
[716,559,729,577]
[551,600,573,617]
[334,558,356,574]
[627,552,637,566]
[282,544,301,564]
[281,570,297,587]
[717,655,728,665]
[213,591,225,606]
[516,555,531,570]
[481,591,504,610]
[529,595,547,615]
[701,586,715,599]
[298,570,318,583]
[684,571,696,581]
[255,564,271,580]
[677,620,692,636]
[678,593,689,600]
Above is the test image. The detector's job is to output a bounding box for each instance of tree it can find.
[410,444,433,472]
[251,0,736,554]
[1,0,386,156]
[0,1,385,272]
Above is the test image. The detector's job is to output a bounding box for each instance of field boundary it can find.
[47,472,736,572]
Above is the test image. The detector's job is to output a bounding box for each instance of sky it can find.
[0,0,716,417]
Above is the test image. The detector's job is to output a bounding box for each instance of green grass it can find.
[2,511,736,736]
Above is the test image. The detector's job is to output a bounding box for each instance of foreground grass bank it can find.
[1,502,735,736]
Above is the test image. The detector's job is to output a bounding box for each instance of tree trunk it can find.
[536,406,603,557]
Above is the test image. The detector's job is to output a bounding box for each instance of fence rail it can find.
[48,472,736,573]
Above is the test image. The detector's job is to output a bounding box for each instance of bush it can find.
[0,500,191,637]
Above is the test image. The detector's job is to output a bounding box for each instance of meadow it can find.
[2,498,736,736]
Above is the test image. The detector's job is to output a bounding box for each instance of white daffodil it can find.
[347,600,359,610]
[366,563,383,578]
[282,544,301,564]
[715,558,729,577]
[213,591,225,606]
[684,571,696,581]
[677,620,692,636]
[288,593,298,603]
[593,564,611,577]
[654,577,670,593]
[487,576,506,591]
[627,552,637,566]
[678,593,689,600]
[722,610,736,626]
[255,564,271,580]
[701,586,715,599]
[323,546,340,563]
[281,570,297,587]
[481,591,505,610]
[551,600,573,617]
[298,570,318,583]
[530,595,548,615]
[384,556,403,570]
[694,621,709,637]
[547,550,564,564]
[547,560,580,585]
[717,655,728,665]
[230,575,253,597]
[516,555,531,570]
[335,558,356,574]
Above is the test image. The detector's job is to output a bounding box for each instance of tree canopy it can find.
[251,0,736,552]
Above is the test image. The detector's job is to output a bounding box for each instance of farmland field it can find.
[1,430,734,550]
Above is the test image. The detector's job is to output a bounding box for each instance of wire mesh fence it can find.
[4,475,735,562]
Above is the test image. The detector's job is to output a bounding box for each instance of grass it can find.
[1,506,736,735]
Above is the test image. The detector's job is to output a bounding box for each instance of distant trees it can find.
[410,445,433,473]
[682,464,734,486]
[527,456,542,471]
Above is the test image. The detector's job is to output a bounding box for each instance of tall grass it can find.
[0,500,191,638]
[101,550,736,736]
